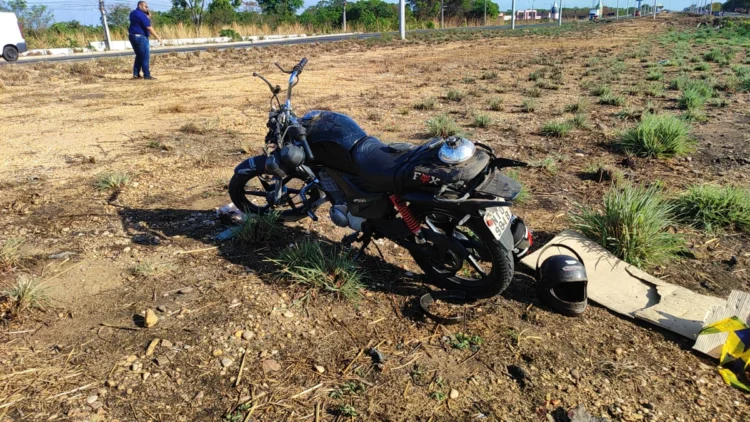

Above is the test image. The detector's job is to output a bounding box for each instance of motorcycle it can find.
[228,58,532,298]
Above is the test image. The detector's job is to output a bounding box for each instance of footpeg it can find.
[341,232,360,247]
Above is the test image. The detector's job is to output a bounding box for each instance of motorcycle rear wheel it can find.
[228,171,316,222]
[409,211,514,299]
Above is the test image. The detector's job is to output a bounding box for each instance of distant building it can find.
[516,9,539,20]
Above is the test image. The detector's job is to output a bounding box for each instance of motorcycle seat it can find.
[350,136,416,192]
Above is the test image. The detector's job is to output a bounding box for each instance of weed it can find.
[564,98,589,113]
[742,77,750,92]
[429,391,447,402]
[540,120,573,137]
[529,156,559,174]
[646,69,663,81]
[525,87,542,98]
[488,97,504,111]
[673,185,750,232]
[644,83,664,98]
[446,89,464,102]
[570,184,684,268]
[69,62,91,75]
[694,62,711,71]
[615,107,641,121]
[598,93,626,106]
[0,238,23,273]
[714,76,741,92]
[678,86,708,110]
[480,71,498,80]
[1,275,48,319]
[414,96,436,110]
[330,381,366,398]
[535,80,560,90]
[618,113,694,158]
[426,114,461,137]
[528,70,544,81]
[570,113,589,129]
[590,85,611,97]
[450,333,484,351]
[274,240,364,303]
[682,109,708,123]
[131,261,175,278]
[237,212,279,243]
[473,113,492,128]
[521,98,536,113]
[94,171,131,191]
[462,77,476,84]
[180,122,204,134]
[732,65,750,78]
[583,162,624,185]
[162,104,187,113]
[147,140,161,149]
[333,404,358,417]
[710,97,729,107]
[367,111,381,121]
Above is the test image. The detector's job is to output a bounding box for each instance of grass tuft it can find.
[618,113,694,158]
[414,96,436,110]
[673,185,750,232]
[646,69,663,81]
[0,238,23,273]
[1,275,48,319]
[446,89,464,102]
[521,98,536,113]
[564,98,589,113]
[678,86,708,110]
[472,113,492,128]
[488,97,504,111]
[274,240,364,303]
[506,170,530,204]
[570,113,589,129]
[540,120,573,137]
[598,93,626,106]
[236,211,279,244]
[590,85,612,97]
[426,114,461,137]
[570,184,684,268]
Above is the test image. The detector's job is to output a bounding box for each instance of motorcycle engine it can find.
[319,171,366,232]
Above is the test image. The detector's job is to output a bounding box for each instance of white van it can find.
[0,12,27,62]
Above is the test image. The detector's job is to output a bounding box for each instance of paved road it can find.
[3,22,570,66]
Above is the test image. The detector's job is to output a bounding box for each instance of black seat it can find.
[350,137,416,192]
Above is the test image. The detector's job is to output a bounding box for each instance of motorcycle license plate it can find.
[484,207,512,240]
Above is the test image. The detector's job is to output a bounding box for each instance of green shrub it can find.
[694,62,710,71]
[414,97,436,110]
[570,113,589,129]
[564,98,589,113]
[646,69,663,81]
[644,83,664,97]
[590,85,612,97]
[488,97,504,111]
[570,184,684,268]
[525,87,542,98]
[473,113,492,128]
[528,70,544,81]
[426,114,461,137]
[219,29,242,41]
[673,185,750,232]
[618,113,694,158]
[521,98,536,113]
[678,86,708,110]
[540,120,573,137]
[446,90,464,102]
[95,171,131,191]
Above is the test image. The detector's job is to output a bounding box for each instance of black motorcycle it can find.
[228,58,531,298]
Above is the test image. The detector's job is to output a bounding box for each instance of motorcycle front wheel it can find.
[409,210,514,299]
[228,170,318,223]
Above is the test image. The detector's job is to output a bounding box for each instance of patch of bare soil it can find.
[0,16,749,421]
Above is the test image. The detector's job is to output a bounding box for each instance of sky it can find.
[26,0,699,27]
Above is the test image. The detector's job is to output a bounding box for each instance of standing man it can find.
[129,1,162,80]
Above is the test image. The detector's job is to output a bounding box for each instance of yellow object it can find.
[699,317,750,393]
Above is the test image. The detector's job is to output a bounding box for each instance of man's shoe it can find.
[133,75,142,79]
[144,76,157,80]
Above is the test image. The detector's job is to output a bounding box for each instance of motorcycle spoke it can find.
[244,190,268,197]
[466,255,488,277]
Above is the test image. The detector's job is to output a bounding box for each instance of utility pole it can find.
[558,0,563,25]
[441,0,444,29]
[484,0,487,26]
[343,0,346,32]
[511,0,516,29]
[399,0,405,40]
[99,0,111,51]
[616,0,619,19]
[653,0,657,18]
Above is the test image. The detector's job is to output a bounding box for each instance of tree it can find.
[208,0,241,13]
[173,0,208,27]
[107,4,132,28]
[258,0,304,17]
[3,0,53,31]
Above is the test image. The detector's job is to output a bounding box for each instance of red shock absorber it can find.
[389,194,421,235]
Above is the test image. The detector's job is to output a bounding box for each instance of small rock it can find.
[106,379,117,388]
[221,357,234,367]
[283,311,294,318]
[242,330,255,341]
[123,247,131,253]
[86,395,98,405]
[314,365,325,374]
[125,355,138,363]
[615,348,624,356]
[449,389,459,399]
[261,359,281,372]
[643,403,655,410]
[131,362,143,372]
[686,156,693,162]
[570,369,581,380]
[142,372,151,381]
[156,357,169,367]
[177,287,194,294]
[145,338,160,357]
[574,153,585,157]
[144,309,159,328]
[695,398,706,407]
[728,255,738,267]
[233,330,244,338]
[156,305,167,313]
[194,391,205,401]
[161,339,173,349]
[90,402,103,410]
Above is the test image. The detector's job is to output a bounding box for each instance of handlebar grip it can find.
[293,58,308,74]
[301,138,315,161]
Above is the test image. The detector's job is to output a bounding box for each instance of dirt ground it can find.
[1,16,749,421]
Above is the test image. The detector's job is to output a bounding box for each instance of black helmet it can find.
[535,245,587,316]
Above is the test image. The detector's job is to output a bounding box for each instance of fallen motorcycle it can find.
[228,58,531,298]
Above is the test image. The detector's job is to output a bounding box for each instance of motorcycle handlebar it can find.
[293,57,308,74]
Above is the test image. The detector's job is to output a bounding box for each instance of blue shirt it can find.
[128,9,151,37]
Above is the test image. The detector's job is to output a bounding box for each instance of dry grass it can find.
[0,238,23,273]
[1,275,47,320]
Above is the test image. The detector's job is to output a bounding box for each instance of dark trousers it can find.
[129,35,151,78]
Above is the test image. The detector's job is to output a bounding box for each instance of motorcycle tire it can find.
[228,172,311,223]
[409,213,514,299]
